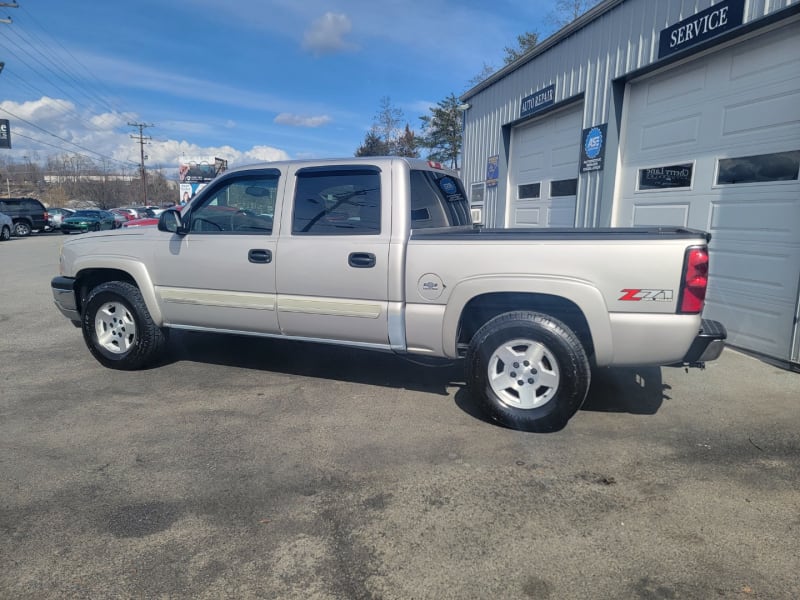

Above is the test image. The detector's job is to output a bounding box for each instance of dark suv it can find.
[0,197,49,236]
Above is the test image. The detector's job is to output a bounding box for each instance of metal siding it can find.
[461,0,797,228]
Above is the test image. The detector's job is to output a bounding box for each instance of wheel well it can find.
[75,269,138,313]
[457,292,595,360]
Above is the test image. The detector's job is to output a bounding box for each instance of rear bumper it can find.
[680,319,727,366]
[52,276,81,322]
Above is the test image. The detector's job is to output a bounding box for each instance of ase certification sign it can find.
[580,124,607,173]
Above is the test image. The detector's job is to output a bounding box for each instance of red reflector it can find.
[679,247,708,314]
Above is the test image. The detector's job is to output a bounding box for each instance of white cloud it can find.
[1,96,291,171]
[302,12,356,55]
[274,113,332,128]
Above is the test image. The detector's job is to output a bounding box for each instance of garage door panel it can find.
[645,65,707,105]
[730,28,800,81]
[722,90,800,136]
[641,115,701,151]
[632,204,690,226]
[710,197,800,242]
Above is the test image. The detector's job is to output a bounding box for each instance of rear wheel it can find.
[81,281,166,370]
[0,225,10,241]
[13,221,31,237]
[467,311,591,432]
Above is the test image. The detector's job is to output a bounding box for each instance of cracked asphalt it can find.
[1,233,798,599]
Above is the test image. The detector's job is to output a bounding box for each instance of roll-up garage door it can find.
[615,22,800,364]
[508,104,582,227]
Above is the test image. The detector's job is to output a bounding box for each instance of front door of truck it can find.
[275,164,390,346]
[150,169,282,334]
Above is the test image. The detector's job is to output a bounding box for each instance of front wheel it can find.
[81,281,166,370]
[466,311,591,432]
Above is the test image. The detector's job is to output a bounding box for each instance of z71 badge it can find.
[619,289,674,301]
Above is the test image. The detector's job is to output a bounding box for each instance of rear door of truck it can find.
[274,164,391,346]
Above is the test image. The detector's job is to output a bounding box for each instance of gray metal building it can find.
[460,0,800,368]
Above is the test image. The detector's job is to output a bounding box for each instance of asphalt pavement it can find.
[1,232,798,599]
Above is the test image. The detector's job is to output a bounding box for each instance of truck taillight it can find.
[679,246,709,314]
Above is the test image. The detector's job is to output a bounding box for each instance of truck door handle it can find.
[248,249,272,264]
[348,252,376,268]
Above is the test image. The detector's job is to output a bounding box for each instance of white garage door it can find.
[508,104,582,227]
[616,22,800,364]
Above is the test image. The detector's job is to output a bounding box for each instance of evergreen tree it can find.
[395,124,419,158]
[355,129,390,157]
[418,94,462,169]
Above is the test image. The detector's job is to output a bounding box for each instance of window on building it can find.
[638,163,693,190]
[551,178,578,197]
[292,168,381,235]
[518,182,541,199]
[716,150,800,185]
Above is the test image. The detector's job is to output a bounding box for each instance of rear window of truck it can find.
[410,170,472,229]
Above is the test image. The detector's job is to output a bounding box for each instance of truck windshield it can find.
[409,170,472,228]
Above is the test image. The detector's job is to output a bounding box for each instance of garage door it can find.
[507,104,582,227]
[615,22,800,364]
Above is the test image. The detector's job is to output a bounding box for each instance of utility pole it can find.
[128,122,153,205]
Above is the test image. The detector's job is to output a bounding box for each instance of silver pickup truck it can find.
[52,158,725,431]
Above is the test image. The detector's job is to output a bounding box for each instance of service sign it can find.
[658,0,744,58]
[0,119,10,149]
[520,84,555,118]
[580,124,607,173]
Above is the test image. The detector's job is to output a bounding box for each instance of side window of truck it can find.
[189,176,278,234]
[292,168,381,235]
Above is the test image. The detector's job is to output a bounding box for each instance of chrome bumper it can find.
[680,319,727,367]
[51,276,81,323]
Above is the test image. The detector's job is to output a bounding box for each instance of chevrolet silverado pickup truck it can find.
[51,158,726,431]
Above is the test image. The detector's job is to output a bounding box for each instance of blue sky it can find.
[0,0,563,172]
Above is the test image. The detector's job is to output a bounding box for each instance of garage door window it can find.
[518,182,541,199]
[716,150,800,185]
[637,164,693,190]
[551,178,577,197]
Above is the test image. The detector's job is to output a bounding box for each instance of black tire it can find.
[81,281,166,370]
[0,225,10,241]
[13,221,31,237]
[466,311,591,432]
[92,223,100,232]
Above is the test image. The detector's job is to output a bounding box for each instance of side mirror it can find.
[158,208,186,235]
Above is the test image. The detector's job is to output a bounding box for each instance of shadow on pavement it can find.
[581,366,668,415]
[162,329,464,397]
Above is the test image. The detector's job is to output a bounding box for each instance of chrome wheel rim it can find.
[488,338,560,409]
[95,301,136,354]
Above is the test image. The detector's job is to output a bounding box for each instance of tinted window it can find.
[717,150,800,184]
[551,178,577,197]
[638,164,693,190]
[518,183,540,199]
[409,170,471,229]
[293,169,381,235]
[190,176,277,234]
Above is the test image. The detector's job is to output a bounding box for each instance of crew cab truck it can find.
[51,158,726,432]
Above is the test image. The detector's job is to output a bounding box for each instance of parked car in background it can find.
[0,197,49,236]
[123,205,184,228]
[0,212,12,241]
[46,207,75,230]
[61,210,117,234]
[109,212,128,228]
[112,208,140,220]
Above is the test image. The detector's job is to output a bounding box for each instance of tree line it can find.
[0,155,175,209]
